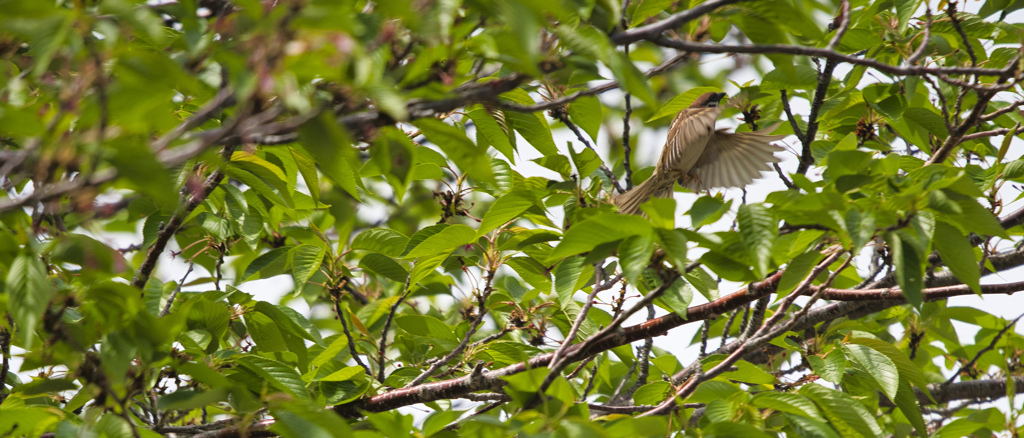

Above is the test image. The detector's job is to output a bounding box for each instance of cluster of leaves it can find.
[2,0,1024,437]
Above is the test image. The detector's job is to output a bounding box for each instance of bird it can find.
[614,92,786,215]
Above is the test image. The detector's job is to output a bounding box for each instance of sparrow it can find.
[614,92,786,215]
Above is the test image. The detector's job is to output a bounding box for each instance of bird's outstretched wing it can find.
[657,106,722,175]
[681,123,786,191]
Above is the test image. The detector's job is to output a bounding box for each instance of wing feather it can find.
[683,123,786,191]
[657,107,721,175]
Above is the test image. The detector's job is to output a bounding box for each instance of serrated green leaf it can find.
[751,392,825,421]
[554,256,586,305]
[800,383,883,438]
[242,247,292,282]
[630,0,674,26]
[777,251,823,299]
[618,233,655,285]
[290,147,320,204]
[404,224,475,259]
[567,142,602,179]
[235,355,309,399]
[889,232,923,308]
[647,87,722,122]
[359,253,409,282]
[843,343,900,401]
[319,366,366,382]
[549,213,653,261]
[291,244,325,294]
[297,114,362,200]
[632,381,672,406]
[351,228,409,257]
[414,118,495,184]
[933,220,981,294]
[467,105,515,163]
[738,203,777,277]
[689,196,732,228]
[567,95,603,143]
[479,192,537,237]
[608,51,656,108]
[655,228,687,268]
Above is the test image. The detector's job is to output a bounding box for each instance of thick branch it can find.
[651,39,1013,78]
[610,0,751,45]
[337,271,785,415]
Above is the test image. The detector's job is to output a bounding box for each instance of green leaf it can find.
[396,315,456,340]
[843,343,900,401]
[738,203,777,277]
[689,196,732,227]
[549,213,653,261]
[297,114,362,200]
[414,118,495,184]
[158,388,229,411]
[235,355,309,399]
[687,380,741,404]
[409,252,448,286]
[567,142,602,179]
[467,105,515,162]
[312,335,350,368]
[654,228,688,269]
[404,224,476,259]
[848,338,929,391]
[630,0,674,26]
[751,392,825,421]
[12,378,78,396]
[888,232,923,308]
[359,253,409,282]
[290,147,321,204]
[893,377,928,437]
[777,251,823,299]
[319,366,366,382]
[501,89,558,157]
[640,197,677,229]
[567,95,603,143]
[242,247,291,282]
[351,229,409,258]
[800,383,883,438]
[554,256,587,305]
[647,87,722,122]
[254,301,321,345]
[618,233,655,285]
[478,192,537,237]
[7,252,52,348]
[762,65,819,90]
[608,51,656,108]
[291,244,325,295]
[809,349,847,384]
[632,381,672,406]
[933,220,981,294]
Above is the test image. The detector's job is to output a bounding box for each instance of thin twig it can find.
[159,262,194,317]
[333,298,372,377]
[377,275,413,382]
[797,58,838,175]
[780,89,806,144]
[827,0,850,50]
[556,112,625,194]
[946,1,977,67]
[944,312,1024,386]
[406,267,498,387]
[907,5,933,65]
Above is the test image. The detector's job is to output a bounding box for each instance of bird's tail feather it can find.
[614,174,675,215]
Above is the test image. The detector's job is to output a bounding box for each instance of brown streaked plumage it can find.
[614,92,786,215]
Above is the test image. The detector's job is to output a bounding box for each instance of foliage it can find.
[2,0,1024,436]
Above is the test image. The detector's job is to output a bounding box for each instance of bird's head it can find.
[690,92,727,108]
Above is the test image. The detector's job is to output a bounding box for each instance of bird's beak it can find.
[712,92,727,103]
